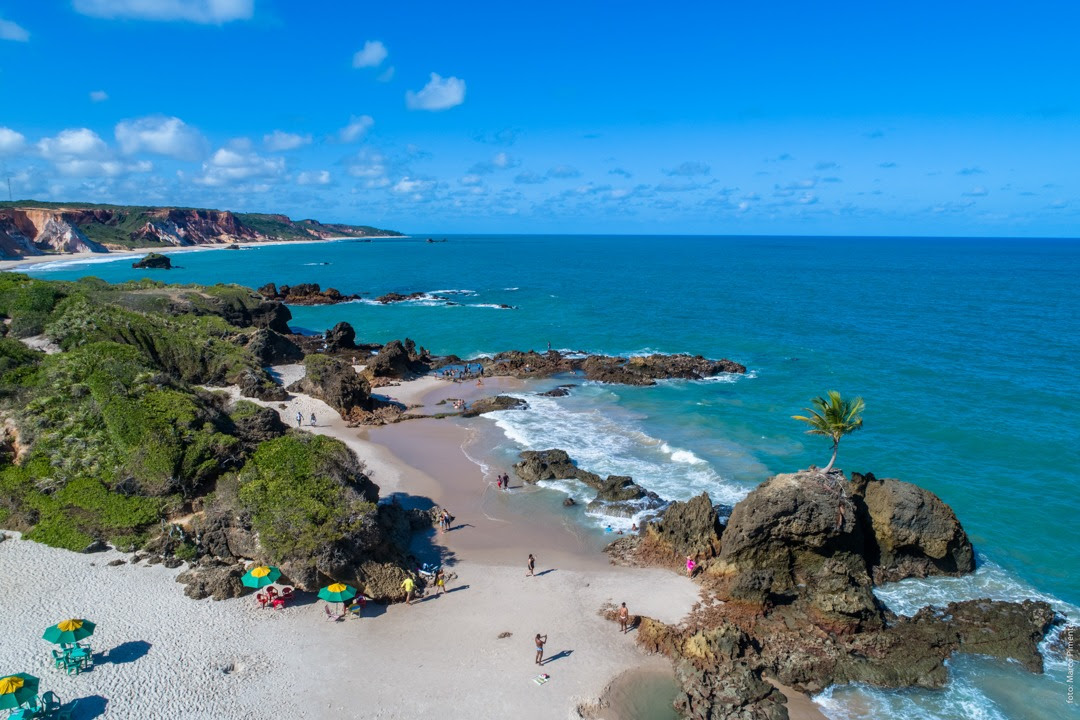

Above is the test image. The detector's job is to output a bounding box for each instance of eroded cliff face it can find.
[0,205,393,259]
[0,208,106,258]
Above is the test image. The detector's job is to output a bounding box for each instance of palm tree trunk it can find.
[823,441,839,473]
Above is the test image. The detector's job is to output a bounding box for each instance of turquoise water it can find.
[24,235,1080,718]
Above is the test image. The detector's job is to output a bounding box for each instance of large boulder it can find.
[645,493,724,561]
[460,395,528,417]
[849,472,975,583]
[579,354,746,386]
[325,322,357,352]
[132,252,172,269]
[366,338,429,378]
[513,449,601,486]
[586,476,666,519]
[716,471,880,631]
[229,401,288,449]
[176,562,246,600]
[288,355,372,416]
[246,328,303,365]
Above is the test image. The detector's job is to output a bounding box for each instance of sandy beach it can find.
[1,369,829,719]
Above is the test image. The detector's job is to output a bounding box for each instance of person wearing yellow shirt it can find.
[401,576,416,605]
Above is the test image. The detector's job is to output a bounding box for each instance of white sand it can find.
[3,372,828,718]
[0,533,699,719]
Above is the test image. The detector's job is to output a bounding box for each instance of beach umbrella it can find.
[42,619,95,645]
[317,583,357,604]
[241,565,282,589]
[0,673,39,710]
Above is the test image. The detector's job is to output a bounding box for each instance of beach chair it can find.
[70,644,93,671]
[266,586,279,599]
[279,587,295,603]
[255,592,268,609]
[323,605,342,622]
[50,648,68,670]
[41,691,61,716]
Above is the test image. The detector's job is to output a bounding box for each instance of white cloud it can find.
[56,159,152,178]
[339,115,374,143]
[459,174,483,186]
[352,40,387,68]
[263,130,311,151]
[297,170,331,186]
[345,149,391,187]
[514,171,546,185]
[72,0,254,23]
[115,115,207,160]
[377,66,395,83]
[470,152,518,174]
[405,73,466,111]
[38,128,110,159]
[89,90,109,102]
[195,146,285,186]
[0,17,30,42]
[0,127,26,154]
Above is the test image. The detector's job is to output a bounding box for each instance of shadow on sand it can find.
[543,650,573,665]
[102,641,150,665]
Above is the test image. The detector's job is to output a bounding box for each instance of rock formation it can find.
[460,395,528,417]
[478,350,746,385]
[256,283,361,305]
[366,338,431,379]
[132,252,172,269]
[287,356,372,417]
[606,469,1058,720]
[325,322,357,352]
[245,328,304,365]
[513,449,664,518]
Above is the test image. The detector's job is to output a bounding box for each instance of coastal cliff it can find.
[0,201,401,259]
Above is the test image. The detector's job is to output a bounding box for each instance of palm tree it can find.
[792,391,865,474]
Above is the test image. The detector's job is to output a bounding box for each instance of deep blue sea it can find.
[23,235,1080,719]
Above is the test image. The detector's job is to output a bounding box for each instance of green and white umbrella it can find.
[241,565,281,589]
[42,619,95,645]
[0,673,39,710]
[317,583,357,604]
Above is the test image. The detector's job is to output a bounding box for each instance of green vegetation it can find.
[238,434,375,563]
[792,391,866,473]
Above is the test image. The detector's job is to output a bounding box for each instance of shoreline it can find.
[0,234,406,272]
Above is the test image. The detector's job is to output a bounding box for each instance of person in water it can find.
[618,602,630,634]
[535,633,548,665]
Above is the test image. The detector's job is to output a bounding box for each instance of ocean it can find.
[23,234,1080,718]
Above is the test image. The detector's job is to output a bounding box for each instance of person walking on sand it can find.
[309,412,317,427]
[686,555,696,578]
[401,576,416,605]
[526,553,536,577]
[535,634,548,665]
[434,568,446,596]
[295,410,303,428]
[618,602,630,634]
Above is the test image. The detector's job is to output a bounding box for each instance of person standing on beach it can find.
[686,555,696,578]
[535,634,547,665]
[526,553,535,577]
[310,412,317,427]
[295,410,303,428]
[434,568,446,596]
[618,602,630,633]
[401,576,416,605]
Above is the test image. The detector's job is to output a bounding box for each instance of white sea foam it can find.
[428,289,476,295]
[20,254,132,271]
[485,393,751,526]
[467,303,513,310]
[503,287,520,291]
[873,555,1078,619]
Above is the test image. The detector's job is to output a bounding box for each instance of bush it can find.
[0,274,64,337]
[238,434,375,563]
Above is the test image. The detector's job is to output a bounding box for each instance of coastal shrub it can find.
[0,339,42,393]
[0,274,64,337]
[238,434,375,563]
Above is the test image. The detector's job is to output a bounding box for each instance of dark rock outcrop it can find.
[514,449,601,486]
[246,328,304,365]
[132,252,172,269]
[585,476,665,518]
[366,338,430,379]
[287,356,372,416]
[481,350,745,385]
[375,291,432,304]
[849,471,975,583]
[538,384,576,397]
[325,322,357,352]
[460,395,528,417]
[256,282,360,305]
[236,368,289,401]
[229,403,288,449]
[176,561,246,600]
[644,493,725,561]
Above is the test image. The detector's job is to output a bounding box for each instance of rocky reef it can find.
[607,469,1059,719]
[467,350,746,385]
[256,282,361,305]
[132,252,172,269]
[514,449,664,517]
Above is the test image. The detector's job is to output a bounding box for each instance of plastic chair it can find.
[51,648,68,670]
[41,691,61,715]
[70,645,93,671]
[279,587,295,602]
[255,592,268,609]
[266,586,279,598]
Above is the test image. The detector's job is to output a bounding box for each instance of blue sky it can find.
[0,0,1078,236]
